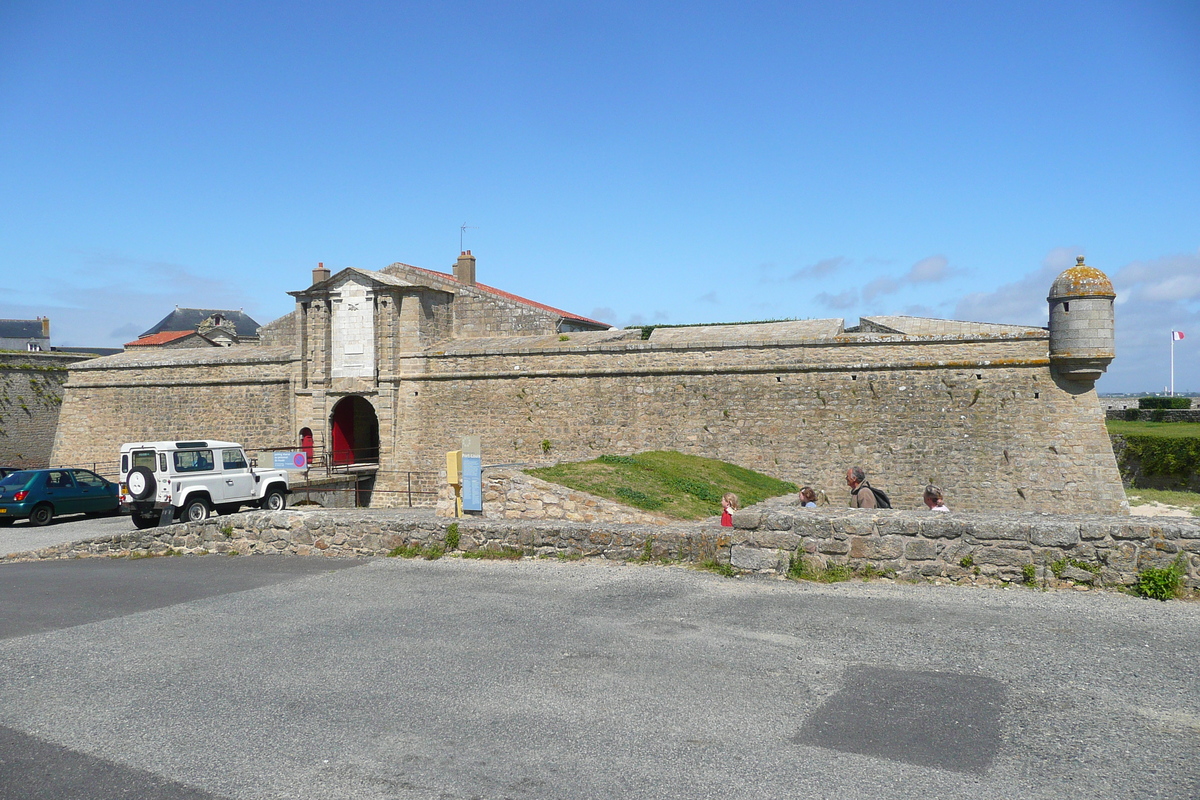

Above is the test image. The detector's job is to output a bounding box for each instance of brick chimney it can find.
[312,261,330,284]
[453,250,476,286]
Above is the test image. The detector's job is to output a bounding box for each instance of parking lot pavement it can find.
[1,556,1198,800]
[1,512,136,557]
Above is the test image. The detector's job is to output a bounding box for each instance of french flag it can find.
[1173,331,1186,341]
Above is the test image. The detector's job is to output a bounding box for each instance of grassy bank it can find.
[1106,420,1200,438]
[527,451,797,520]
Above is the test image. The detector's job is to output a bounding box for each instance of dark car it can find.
[0,468,120,527]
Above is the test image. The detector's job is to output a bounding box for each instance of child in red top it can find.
[720,493,739,527]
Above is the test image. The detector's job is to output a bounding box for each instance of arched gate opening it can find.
[330,396,379,466]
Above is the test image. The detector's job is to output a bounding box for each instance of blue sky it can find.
[1,0,1196,393]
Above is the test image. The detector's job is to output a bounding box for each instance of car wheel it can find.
[127,467,157,501]
[29,504,54,527]
[131,512,160,529]
[262,489,286,512]
[180,498,210,523]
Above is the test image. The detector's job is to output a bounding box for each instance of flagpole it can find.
[1170,333,1175,397]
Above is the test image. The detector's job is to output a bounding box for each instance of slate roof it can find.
[0,319,48,339]
[140,308,262,338]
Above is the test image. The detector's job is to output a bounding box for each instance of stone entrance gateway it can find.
[329,396,379,466]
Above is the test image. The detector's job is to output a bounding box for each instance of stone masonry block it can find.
[731,510,764,530]
[730,546,785,572]
[763,512,794,531]
[974,546,1032,567]
[904,540,938,560]
[738,531,801,550]
[970,519,1030,542]
[1079,521,1116,541]
[1030,522,1080,548]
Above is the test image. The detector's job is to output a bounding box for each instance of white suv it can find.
[119,440,290,529]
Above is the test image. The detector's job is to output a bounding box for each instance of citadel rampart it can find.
[387,326,1123,514]
[48,256,1126,516]
[0,352,82,468]
[50,347,297,471]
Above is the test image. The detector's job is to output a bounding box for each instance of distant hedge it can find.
[1139,397,1192,410]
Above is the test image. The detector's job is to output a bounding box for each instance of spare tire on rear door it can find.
[127,466,156,500]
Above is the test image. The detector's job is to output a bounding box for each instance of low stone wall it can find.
[436,468,675,525]
[1107,408,1200,422]
[2,510,721,565]
[4,506,1197,591]
[730,506,1199,588]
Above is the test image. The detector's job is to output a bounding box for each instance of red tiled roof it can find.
[125,330,198,347]
[404,265,609,327]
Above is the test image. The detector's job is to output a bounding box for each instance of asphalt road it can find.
[0,556,1197,800]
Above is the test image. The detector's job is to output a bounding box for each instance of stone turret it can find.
[1047,256,1115,382]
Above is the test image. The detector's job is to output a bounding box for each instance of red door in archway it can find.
[299,428,314,466]
[330,396,379,465]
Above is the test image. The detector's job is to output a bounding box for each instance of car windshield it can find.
[0,471,36,488]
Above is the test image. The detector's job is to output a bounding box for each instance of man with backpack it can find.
[846,466,891,509]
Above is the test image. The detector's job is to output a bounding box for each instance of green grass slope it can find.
[526,451,797,520]
[1106,420,1200,438]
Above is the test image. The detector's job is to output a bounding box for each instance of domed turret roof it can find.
[1048,256,1115,299]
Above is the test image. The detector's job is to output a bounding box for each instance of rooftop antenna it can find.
[460,222,478,252]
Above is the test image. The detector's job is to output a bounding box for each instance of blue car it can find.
[0,468,120,527]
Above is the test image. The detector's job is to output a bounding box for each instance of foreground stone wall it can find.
[728,506,1199,588]
[8,507,1195,591]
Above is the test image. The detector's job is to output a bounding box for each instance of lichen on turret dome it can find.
[1048,256,1115,299]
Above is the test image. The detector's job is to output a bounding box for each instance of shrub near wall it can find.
[1111,434,1200,492]
[1139,397,1193,410]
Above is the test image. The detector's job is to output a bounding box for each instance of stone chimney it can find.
[40,316,50,339]
[312,261,330,284]
[453,250,476,286]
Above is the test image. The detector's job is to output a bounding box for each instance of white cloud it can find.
[907,255,949,283]
[862,276,899,302]
[789,256,848,281]
[815,290,858,310]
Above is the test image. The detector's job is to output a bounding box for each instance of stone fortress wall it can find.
[49,255,1127,515]
[0,352,85,469]
[393,324,1124,514]
[50,347,297,472]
